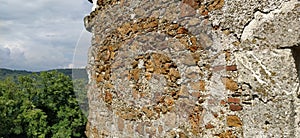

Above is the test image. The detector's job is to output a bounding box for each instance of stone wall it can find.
[84,0,300,137]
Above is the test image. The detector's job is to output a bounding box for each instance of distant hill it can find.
[0,68,33,80]
[0,68,88,81]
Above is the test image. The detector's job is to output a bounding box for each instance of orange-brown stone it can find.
[143,19,158,29]
[169,68,180,81]
[205,123,215,129]
[179,132,188,138]
[189,113,202,134]
[182,0,200,9]
[207,0,225,11]
[199,80,205,91]
[226,115,242,127]
[104,91,113,104]
[226,65,237,71]
[229,104,243,111]
[227,97,240,104]
[96,74,104,82]
[164,97,174,106]
[220,100,226,106]
[222,77,238,91]
[177,27,189,34]
[225,50,231,61]
[117,22,131,35]
[218,130,236,138]
[199,5,209,16]
[131,68,140,81]
[142,107,154,118]
[145,72,152,80]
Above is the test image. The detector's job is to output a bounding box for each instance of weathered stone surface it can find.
[240,0,300,48]
[236,49,299,137]
[209,0,293,39]
[84,0,300,137]
[236,49,298,98]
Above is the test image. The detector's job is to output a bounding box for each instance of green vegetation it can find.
[0,70,88,138]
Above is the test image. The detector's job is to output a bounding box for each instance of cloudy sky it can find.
[0,0,92,71]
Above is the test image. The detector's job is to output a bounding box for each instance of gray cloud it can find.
[0,0,92,71]
[0,46,11,63]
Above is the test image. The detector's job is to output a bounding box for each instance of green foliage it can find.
[73,79,88,116]
[0,71,87,138]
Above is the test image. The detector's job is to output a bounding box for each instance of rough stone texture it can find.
[84,0,300,137]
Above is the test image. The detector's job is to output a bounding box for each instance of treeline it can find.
[0,68,88,81]
[0,71,88,138]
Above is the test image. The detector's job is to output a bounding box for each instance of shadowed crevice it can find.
[291,45,300,101]
[289,45,299,138]
[291,46,300,82]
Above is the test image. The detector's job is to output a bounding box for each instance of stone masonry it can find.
[84,0,300,137]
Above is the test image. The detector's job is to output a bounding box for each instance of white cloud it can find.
[0,0,92,71]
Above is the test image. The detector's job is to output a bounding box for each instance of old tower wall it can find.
[84,0,300,137]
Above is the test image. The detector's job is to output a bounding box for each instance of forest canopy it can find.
[0,71,88,138]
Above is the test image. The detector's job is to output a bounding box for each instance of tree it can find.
[0,71,87,137]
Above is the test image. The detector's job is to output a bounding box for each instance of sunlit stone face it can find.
[92,0,98,11]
